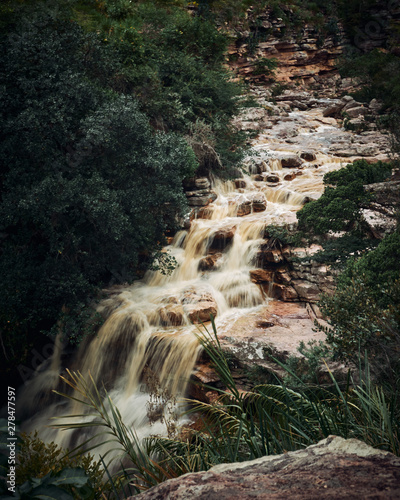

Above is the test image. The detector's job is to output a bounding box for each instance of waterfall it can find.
[19,98,356,462]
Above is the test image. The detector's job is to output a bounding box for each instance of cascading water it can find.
[19,99,365,464]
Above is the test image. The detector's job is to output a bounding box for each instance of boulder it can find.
[322,102,344,117]
[281,155,303,168]
[266,174,280,183]
[283,172,296,181]
[209,226,236,250]
[292,280,320,302]
[199,253,222,272]
[181,287,218,324]
[369,98,383,114]
[158,304,185,326]
[247,192,267,212]
[134,436,400,499]
[300,151,317,161]
[234,179,247,189]
[345,106,368,118]
[237,200,252,217]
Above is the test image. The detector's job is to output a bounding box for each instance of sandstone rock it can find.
[199,253,222,272]
[134,436,400,499]
[345,106,368,118]
[271,283,299,301]
[322,102,344,117]
[234,179,247,189]
[194,177,211,189]
[249,269,275,284]
[181,287,218,323]
[283,172,296,181]
[158,304,184,326]
[187,192,217,207]
[292,280,320,302]
[210,226,236,250]
[237,200,252,217]
[300,151,317,161]
[196,206,214,219]
[281,155,303,168]
[258,247,284,265]
[247,192,267,212]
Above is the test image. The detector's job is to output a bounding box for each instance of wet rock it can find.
[196,206,214,219]
[194,177,211,189]
[135,436,400,500]
[247,192,267,212]
[187,192,217,207]
[274,269,292,285]
[210,226,236,250]
[249,269,275,284]
[281,155,303,168]
[234,179,247,189]
[266,173,280,183]
[253,174,265,182]
[258,247,284,265]
[199,253,222,272]
[271,283,299,301]
[158,304,185,326]
[181,288,218,323]
[283,172,296,181]
[300,151,317,161]
[237,200,252,217]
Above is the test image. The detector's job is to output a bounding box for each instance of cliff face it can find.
[227,8,345,84]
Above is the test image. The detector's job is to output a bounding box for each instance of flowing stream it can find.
[20,95,377,462]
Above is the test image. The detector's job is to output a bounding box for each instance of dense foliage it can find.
[296,159,400,382]
[297,159,392,265]
[2,0,250,382]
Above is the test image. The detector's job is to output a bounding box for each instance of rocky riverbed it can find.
[184,78,395,390]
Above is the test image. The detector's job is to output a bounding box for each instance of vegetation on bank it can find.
[0,0,248,384]
[2,322,398,498]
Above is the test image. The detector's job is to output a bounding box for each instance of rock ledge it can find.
[135,436,400,499]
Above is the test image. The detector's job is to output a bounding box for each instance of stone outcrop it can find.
[181,287,218,324]
[228,11,345,84]
[254,242,336,304]
[135,436,400,499]
[184,177,217,207]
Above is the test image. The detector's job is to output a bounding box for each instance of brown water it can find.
[20,102,364,462]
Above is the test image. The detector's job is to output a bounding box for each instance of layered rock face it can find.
[135,436,400,499]
[227,9,345,83]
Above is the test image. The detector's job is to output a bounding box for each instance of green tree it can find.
[0,7,197,374]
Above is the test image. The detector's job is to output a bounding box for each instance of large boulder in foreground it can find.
[135,436,400,499]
